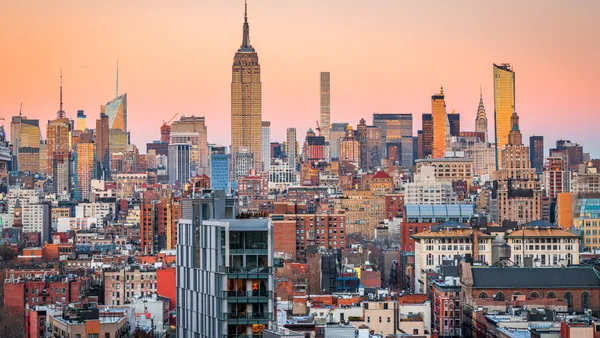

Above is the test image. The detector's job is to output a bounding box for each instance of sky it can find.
[1,1,599,156]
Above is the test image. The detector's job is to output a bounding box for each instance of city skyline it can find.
[1,1,598,156]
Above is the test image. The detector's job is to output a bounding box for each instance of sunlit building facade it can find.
[431,87,447,159]
[493,63,515,159]
[231,4,262,173]
[74,142,96,202]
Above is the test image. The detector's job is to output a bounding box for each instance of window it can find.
[367,316,370,323]
[530,292,539,299]
[387,317,391,323]
[582,292,590,310]
[564,292,573,310]
[379,316,382,323]
[478,292,488,299]
[495,292,505,301]
[547,292,556,299]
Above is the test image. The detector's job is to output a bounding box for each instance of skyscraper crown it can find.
[239,0,255,52]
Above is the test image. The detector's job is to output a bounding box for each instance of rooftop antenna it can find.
[57,68,65,119]
[60,67,63,112]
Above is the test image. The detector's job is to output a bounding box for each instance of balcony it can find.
[225,290,272,303]
[223,312,272,325]
[230,248,268,255]
[226,266,271,279]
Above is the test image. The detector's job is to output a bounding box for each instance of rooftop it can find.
[471,266,600,289]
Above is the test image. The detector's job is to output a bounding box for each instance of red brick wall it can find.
[4,282,25,316]
[157,267,176,325]
[470,288,600,313]
[401,222,435,252]
[360,270,381,288]
[273,220,297,259]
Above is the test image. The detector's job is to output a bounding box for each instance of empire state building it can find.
[231,1,262,174]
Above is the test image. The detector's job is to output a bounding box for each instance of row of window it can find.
[477,291,590,308]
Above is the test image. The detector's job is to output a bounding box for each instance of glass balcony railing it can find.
[226,290,272,298]
[226,266,272,274]
[230,248,268,255]
[223,312,272,321]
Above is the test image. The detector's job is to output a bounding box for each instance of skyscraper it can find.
[231,2,262,173]
[210,146,230,191]
[286,127,297,171]
[47,73,72,195]
[262,121,271,172]
[171,115,209,175]
[76,110,86,131]
[339,126,360,163]
[448,112,460,137]
[102,61,127,133]
[168,143,191,186]
[475,92,488,142]
[95,113,110,180]
[529,135,544,174]
[421,114,433,158]
[496,112,541,224]
[431,87,447,159]
[10,115,41,174]
[372,114,413,143]
[74,142,96,202]
[329,122,349,160]
[320,72,331,142]
[493,63,516,158]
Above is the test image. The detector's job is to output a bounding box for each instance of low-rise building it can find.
[47,303,134,338]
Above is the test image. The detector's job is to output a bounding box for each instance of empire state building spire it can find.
[239,0,254,52]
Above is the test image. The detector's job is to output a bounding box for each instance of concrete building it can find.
[168,143,191,186]
[235,147,255,180]
[339,126,360,164]
[329,123,349,160]
[103,265,158,306]
[405,166,456,205]
[320,72,331,142]
[412,222,492,293]
[262,121,271,172]
[47,303,134,338]
[286,127,297,172]
[171,115,209,175]
[543,154,570,198]
[415,157,473,188]
[505,220,579,267]
[176,192,273,337]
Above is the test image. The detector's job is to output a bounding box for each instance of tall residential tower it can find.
[320,72,331,142]
[493,63,516,164]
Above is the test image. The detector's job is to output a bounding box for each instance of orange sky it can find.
[1,1,598,156]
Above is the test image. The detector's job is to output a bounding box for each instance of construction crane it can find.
[163,113,179,126]
[315,120,321,136]
[160,113,179,143]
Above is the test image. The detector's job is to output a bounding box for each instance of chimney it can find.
[472,230,479,261]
